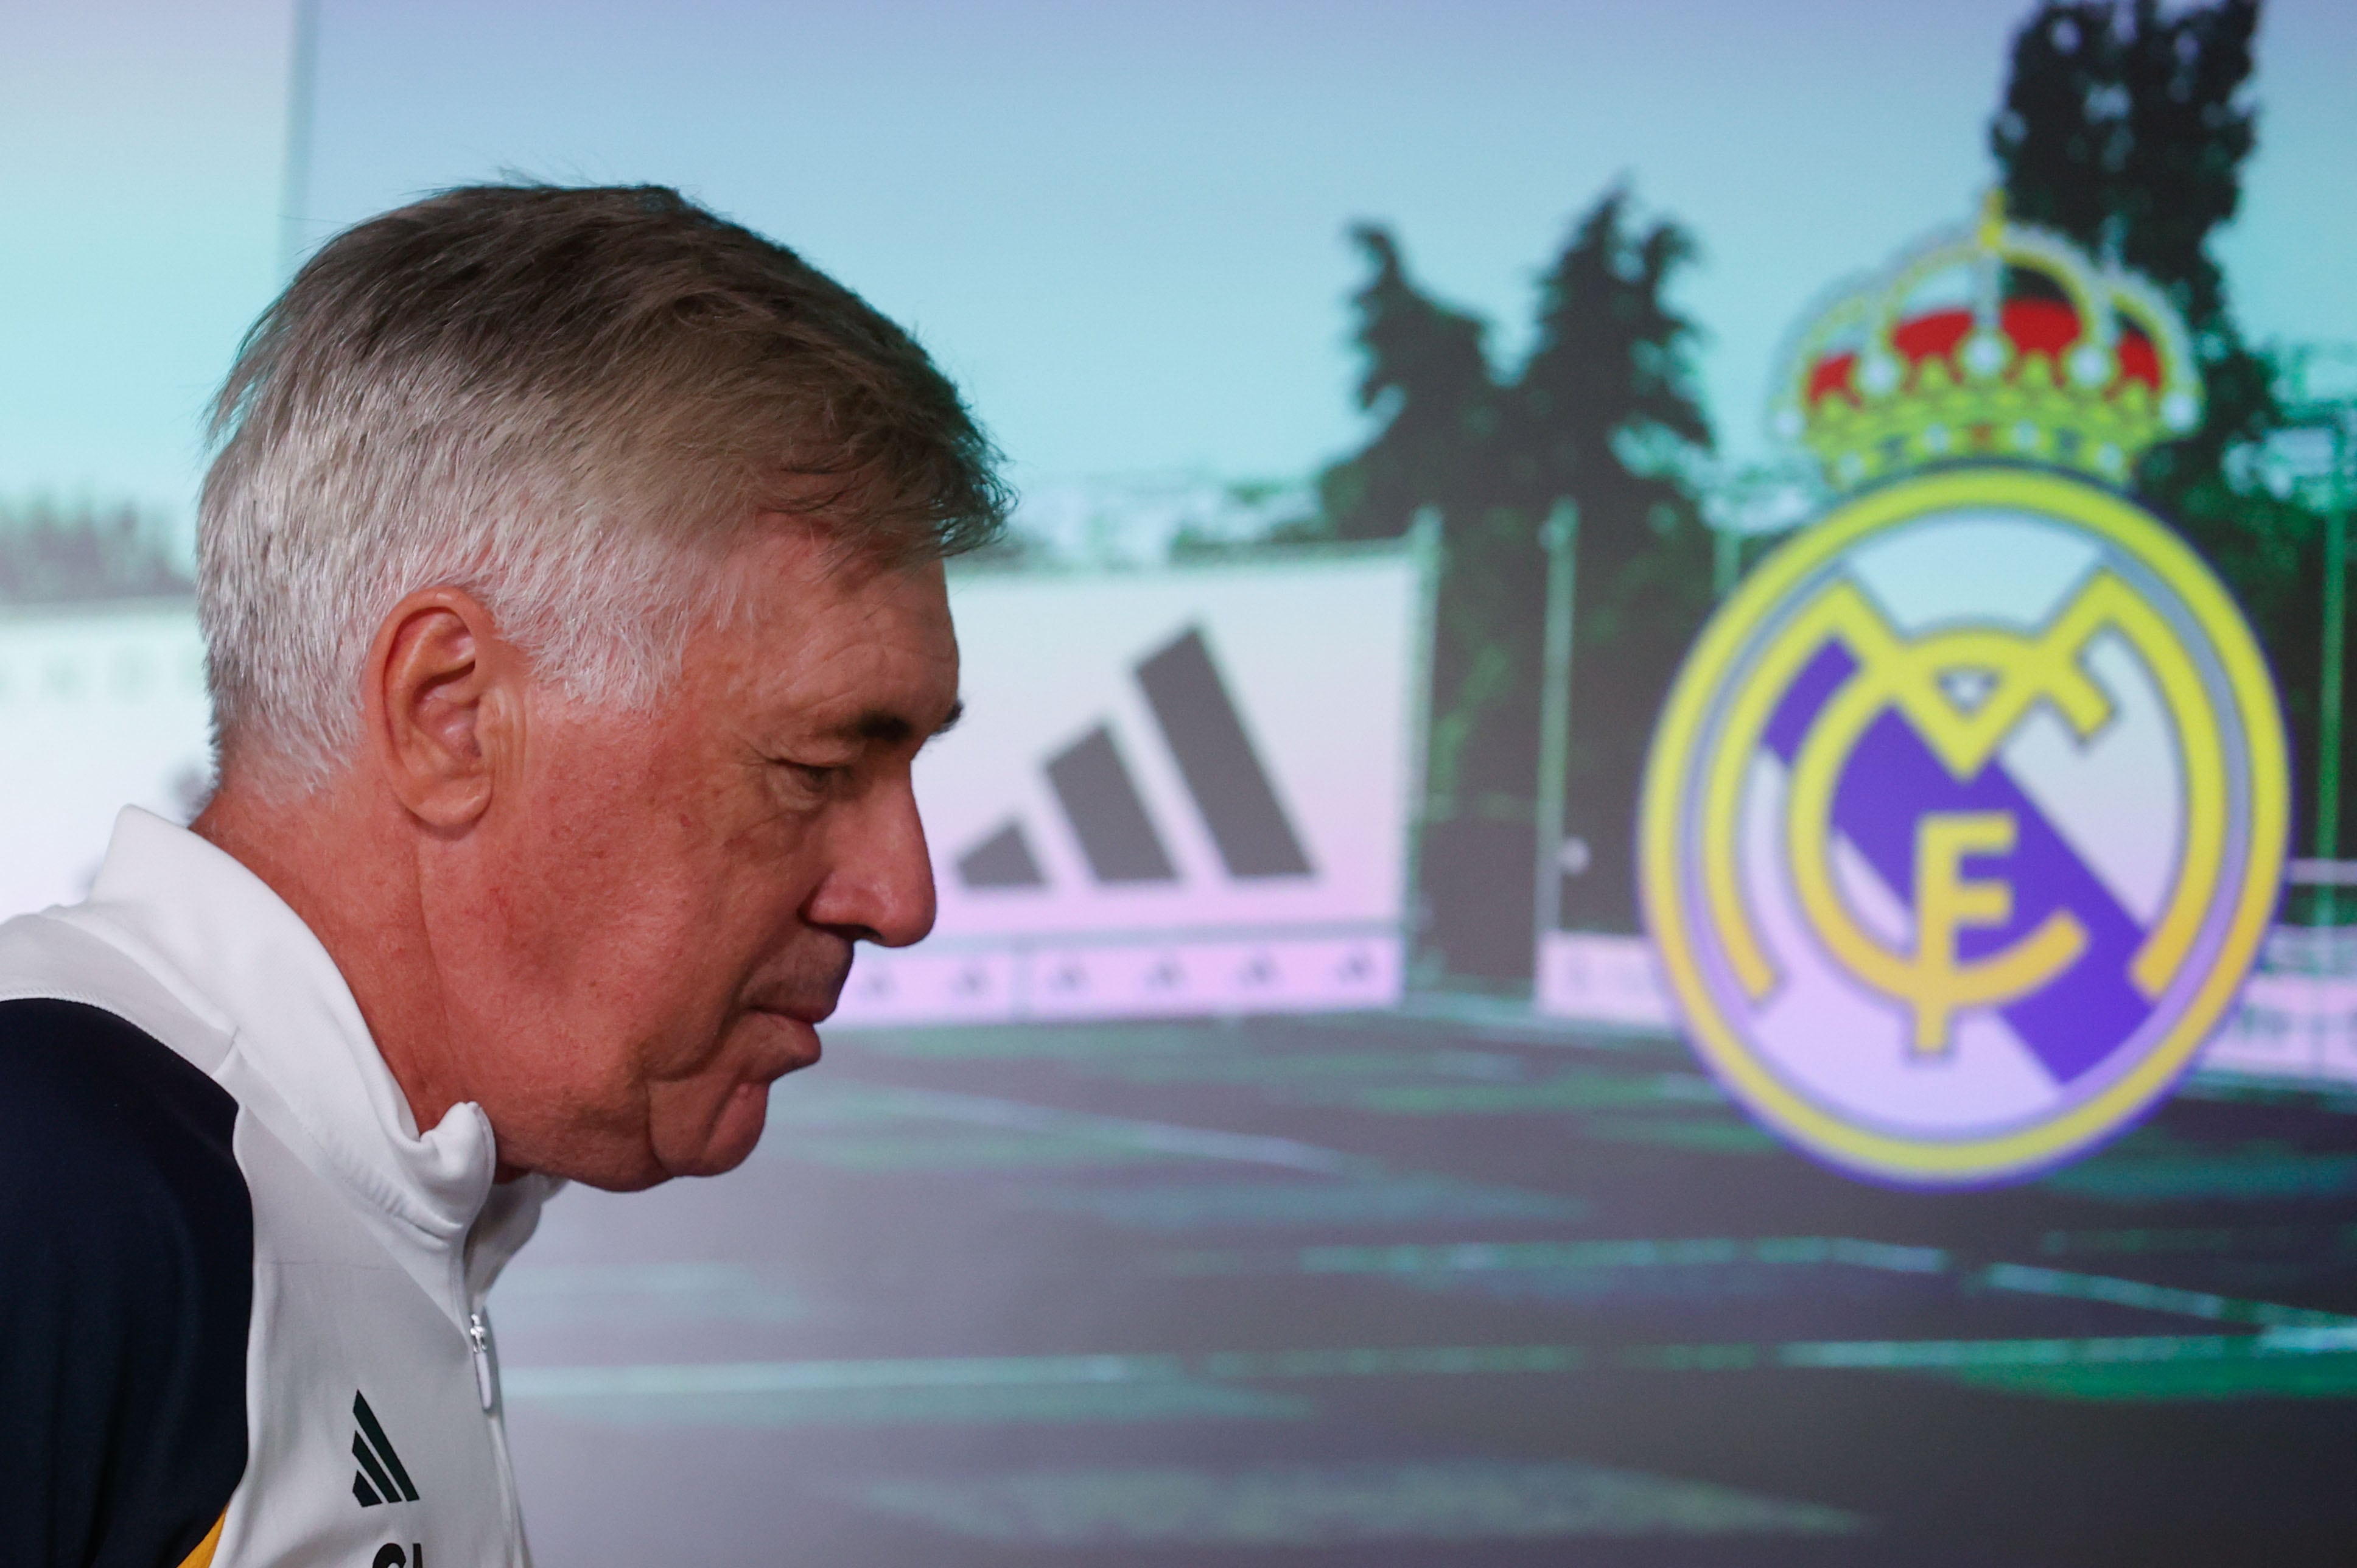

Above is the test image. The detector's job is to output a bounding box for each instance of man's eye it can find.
[776,759,846,794]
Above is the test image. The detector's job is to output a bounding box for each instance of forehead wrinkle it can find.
[730,550,955,744]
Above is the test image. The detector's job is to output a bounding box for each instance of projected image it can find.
[13,0,2357,1563]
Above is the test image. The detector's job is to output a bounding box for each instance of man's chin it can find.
[583,1017,819,1187]
[661,1077,777,1180]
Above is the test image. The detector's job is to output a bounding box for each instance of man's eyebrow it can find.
[831,698,963,746]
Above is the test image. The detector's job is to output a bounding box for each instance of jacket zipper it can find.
[468,1311,496,1411]
[468,1304,530,1564]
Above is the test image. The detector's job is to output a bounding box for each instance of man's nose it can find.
[808,780,937,948]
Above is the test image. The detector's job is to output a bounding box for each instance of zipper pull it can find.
[468,1311,497,1412]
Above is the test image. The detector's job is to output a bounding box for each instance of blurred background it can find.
[8,1,2357,1561]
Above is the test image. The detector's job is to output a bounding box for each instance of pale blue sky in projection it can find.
[4,2,2351,521]
[299,0,2357,489]
[0,2,293,514]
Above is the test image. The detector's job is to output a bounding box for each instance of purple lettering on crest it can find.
[1756,641,2152,1085]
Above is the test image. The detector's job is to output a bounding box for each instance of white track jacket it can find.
[0,807,556,1566]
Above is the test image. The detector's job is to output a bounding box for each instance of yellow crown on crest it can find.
[1770,193,2204,492]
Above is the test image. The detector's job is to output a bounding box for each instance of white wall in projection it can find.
[0,604,210,916]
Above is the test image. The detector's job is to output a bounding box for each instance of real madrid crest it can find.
[1639,197,2289,1186]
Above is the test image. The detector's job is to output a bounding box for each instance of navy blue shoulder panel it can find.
[0,999,252,1567]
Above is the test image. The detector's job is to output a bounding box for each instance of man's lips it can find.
[748,1006,827,1073]
[743,947,853,1073]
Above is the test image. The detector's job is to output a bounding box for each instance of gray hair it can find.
[198,183,1007,792]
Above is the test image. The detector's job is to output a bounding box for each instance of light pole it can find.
[2321,452,2348,931]
[1531,500,1579,962]
[279,0,321,279]
[2261,355,2357,931]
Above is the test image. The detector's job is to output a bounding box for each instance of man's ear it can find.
[363,587,523,830]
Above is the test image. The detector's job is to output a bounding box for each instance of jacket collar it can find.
[74,807,549,1273]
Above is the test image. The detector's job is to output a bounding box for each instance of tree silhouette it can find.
[1322,225,1501,547]
[1994,0,2330,849]
[1319,228,1527,978]
[1320,188,1714,978]
[1515,191,1714,937]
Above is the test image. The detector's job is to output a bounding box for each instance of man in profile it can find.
[0,185,1003,1564]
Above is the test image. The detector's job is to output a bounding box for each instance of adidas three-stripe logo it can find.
[351,1390,419,1508]
[956,625,1314,892]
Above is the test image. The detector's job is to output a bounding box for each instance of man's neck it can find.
[192,771,473,1150]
